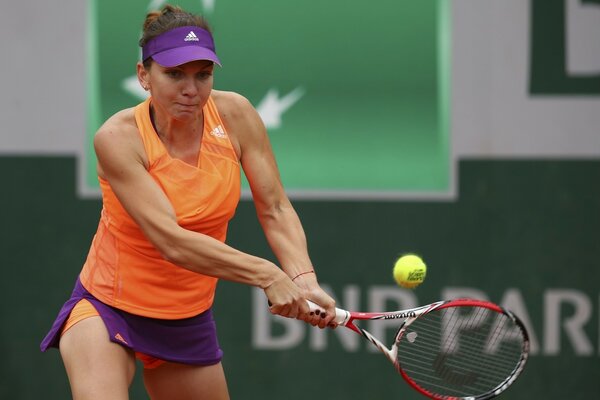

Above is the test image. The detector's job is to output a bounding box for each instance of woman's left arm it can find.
[216,91,336,328]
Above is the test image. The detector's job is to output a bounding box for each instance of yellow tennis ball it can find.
[393,254,427,289]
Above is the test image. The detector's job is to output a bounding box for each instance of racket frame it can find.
[308,299,530,400]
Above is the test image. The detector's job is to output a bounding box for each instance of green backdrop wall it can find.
[2,157,599,399]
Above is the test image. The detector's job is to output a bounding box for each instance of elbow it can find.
[150,228,186,265]
[257,200,288,222]
[159,245,184,265]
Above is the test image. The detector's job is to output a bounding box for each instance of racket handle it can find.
[306,300,350,325]
[268,300,350,325]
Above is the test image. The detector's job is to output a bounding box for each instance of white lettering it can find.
[500,288,539,355]
[544,289,593,356]
[252,288,304,349]
[250,285,598,357]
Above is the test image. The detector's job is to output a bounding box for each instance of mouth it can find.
[177,103,198,108]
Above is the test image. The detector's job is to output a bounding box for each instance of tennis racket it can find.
[308,298,529,399]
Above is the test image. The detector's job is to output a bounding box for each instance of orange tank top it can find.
[80,96,241,319]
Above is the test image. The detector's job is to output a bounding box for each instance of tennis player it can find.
[41,5,336,399]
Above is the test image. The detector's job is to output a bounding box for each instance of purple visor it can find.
[142,26,221,67]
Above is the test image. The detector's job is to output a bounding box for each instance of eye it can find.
[166,69,182,79]
[197,71,213,80]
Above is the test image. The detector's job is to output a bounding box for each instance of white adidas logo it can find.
[209,125,227,138]
[184,31,199,42]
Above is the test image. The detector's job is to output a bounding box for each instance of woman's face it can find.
[141,60,214,122]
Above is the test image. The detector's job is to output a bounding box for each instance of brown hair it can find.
[139,5,212,67]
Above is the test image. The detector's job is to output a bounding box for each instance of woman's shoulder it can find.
[211,89,248,104]
[211,90,254,118]
[95,107,139,141]
[93,106,146,161]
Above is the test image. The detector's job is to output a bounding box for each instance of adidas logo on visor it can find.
[184,31,199,42]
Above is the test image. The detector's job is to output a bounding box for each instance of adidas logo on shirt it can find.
[209,125,227,138]
[184,31,199,42]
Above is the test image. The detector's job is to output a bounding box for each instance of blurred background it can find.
[1,0,599,398]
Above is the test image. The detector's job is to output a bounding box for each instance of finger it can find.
[319,309,337,329]
[318,316,330,329]
[304,301,328,327]
[299,312,314,324]
[289,303,300,319]
[307,314,321,327]
[282,304,294,318]
[297,308,311,322]
[269,302,284,315]
[298,299,310,316]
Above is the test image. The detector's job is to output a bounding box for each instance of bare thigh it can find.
[59,316,136,400]
[143,361,230,400]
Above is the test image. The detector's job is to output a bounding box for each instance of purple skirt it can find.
[40,278,223,366]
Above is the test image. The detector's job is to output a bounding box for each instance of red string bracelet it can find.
[291,270,315,281]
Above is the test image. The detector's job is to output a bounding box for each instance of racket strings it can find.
[399,310,522,395]
[398,328,520,389]
[400,329,520,377]
[396,306,525,398]
[419,318,522,383]
[404,312,521,369]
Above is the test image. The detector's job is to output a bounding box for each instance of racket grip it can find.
[268,300,349,325]
[306,300,350,325]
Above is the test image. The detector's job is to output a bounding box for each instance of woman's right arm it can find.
[93,114,307,317]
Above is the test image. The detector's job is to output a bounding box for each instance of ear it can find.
[137,62,150,91]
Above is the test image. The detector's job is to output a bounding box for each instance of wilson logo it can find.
[383,312,416,320]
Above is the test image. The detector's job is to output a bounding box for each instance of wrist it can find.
[291,270,319,290]
[291,270,315,282]
[258,263,287,289]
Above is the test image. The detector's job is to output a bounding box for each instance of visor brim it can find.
[151,46,222,67]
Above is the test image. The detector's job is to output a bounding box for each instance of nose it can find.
[181,76,199,97]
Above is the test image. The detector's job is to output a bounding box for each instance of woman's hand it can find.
[264,272,311,319]
[292,272,337,329]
